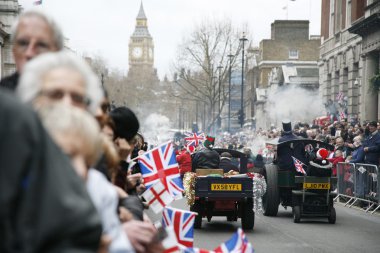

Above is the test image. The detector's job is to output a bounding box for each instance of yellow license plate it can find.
[211,184,242,191]
[303,183,330,189]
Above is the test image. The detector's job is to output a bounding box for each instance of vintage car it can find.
[262,139,337,223]
[190,148,254,229]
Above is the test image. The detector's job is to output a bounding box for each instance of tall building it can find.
[319,0,380,122]
[127,1,158,89]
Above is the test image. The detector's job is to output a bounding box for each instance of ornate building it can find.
[319,0,380,122]
[127,1,158,86]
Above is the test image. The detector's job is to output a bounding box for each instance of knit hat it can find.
[203,136,215,148]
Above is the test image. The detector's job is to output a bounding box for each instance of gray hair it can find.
[16,51,104,114]
[11,8,64,50]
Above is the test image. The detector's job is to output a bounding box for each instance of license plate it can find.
[211,184,242,191]
[303,183,330,189]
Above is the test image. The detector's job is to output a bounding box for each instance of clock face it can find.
[148,48,153,59]
[132,47,142,58]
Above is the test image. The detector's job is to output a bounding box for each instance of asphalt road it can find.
[147,199,380,253]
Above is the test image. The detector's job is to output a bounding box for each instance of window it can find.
[346,0,352,27]
[329,0,335,37]
[289,49,299,59]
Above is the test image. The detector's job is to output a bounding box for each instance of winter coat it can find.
[176,151,192,175]
[219,158,239,173]
[363,131,380,165]
[349,146,365,164]
[0,89,102,252]
[0,72,19,91]
[192,147,220,171]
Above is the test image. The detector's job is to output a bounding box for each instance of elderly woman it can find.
[16,51,103,114]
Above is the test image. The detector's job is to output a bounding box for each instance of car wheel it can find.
[328,207,336,224]
[190,201,202,229]
[293,206,301,223]
[263,164,280,216]
[241,198,254,230]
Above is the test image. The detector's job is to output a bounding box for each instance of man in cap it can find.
[191,136,220,171]
[0,9,63,91]
[363,121,380,166]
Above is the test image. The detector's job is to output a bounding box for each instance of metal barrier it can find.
[334,162,379,214]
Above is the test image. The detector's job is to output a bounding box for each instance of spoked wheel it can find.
[293,206,301,223]
[263,165,280,216]
[328,207,336,224]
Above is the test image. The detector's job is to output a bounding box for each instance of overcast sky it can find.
[19,0,321,79]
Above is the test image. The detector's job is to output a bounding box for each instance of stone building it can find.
[319,0,380,122]
[0,0,21,77]
[249,20,320,129]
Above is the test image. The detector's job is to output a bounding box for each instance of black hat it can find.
[368,121,378,128]
[282,120,292,133]
[110,106,139,142]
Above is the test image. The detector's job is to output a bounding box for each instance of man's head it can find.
[335,137,344,147]
[109,106,140,143]
[11,9,63,73]
[17,51,103,114]
[368,121,378,133]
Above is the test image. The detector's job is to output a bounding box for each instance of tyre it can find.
[241,199,254,230]
[190,201,203,229]
[328,207,336,224]
[263,164,280,216]
[293,206,301,223]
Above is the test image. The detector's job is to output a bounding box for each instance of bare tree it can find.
[172,18,246,132]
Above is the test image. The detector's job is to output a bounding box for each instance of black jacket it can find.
[0,72,19,91]
[219,158,239,173]
[192,148,220,171]
[0,89,102,253]
[363,131,380,165]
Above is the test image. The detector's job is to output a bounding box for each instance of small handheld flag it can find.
[291,156,307,175]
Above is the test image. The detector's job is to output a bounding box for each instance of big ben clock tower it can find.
[127,1,157,82]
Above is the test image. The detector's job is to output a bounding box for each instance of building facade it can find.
[319,0,380,122]
[0,0,21,77]
[250,20,320,129]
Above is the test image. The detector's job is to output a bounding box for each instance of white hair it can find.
[11,8,64,50]
[16,51,104,114]
[38,104,103,166]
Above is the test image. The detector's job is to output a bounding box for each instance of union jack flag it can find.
[184,132,206,147]
[214,228,254,253]
[291,156,307,175]
[336,91,344,101]
[138,142,184,198]
[339,110,346,120]
[182,248,215,253]
[162,206,197,248]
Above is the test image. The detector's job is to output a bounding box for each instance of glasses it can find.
[39,89,90,106]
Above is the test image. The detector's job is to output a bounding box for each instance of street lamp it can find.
[227,52,234,133]
[217,65,223,116]
[240,33,248,128]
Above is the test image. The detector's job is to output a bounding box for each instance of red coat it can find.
[176,151,192,175]
[328,156,345,176]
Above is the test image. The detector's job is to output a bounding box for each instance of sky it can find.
[19,0,321,79]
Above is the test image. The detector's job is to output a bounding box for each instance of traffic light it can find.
[237,109,244,126]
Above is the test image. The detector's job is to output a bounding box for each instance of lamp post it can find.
[217,65,223,116]
[240,33,248,128]
[227,52,234,133]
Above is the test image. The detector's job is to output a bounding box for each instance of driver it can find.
[277,121,307,170]
[191,136,220,171]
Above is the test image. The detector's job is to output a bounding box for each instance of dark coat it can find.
[277,135,307,171]
[363,131,380,165]
[219,158,239,173]
[0,89,102,252]
[349,146,365,164]
[191,148,220,171]
[279,132,299,143]
[0,72,19,91]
